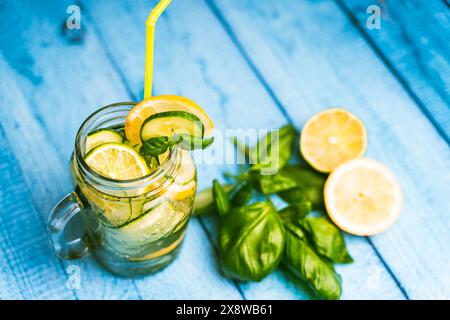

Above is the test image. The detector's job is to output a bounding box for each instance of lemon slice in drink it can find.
[125,95,214,145]
[324,158,402,236]
[85,143,150,180]
[301,108,367,173]
[167,181,197,201]
[174,150,196,185]
[165,151,197,201]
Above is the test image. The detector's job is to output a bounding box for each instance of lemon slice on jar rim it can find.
[125,95,214,146]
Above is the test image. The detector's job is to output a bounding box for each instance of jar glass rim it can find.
[74,102,179,191]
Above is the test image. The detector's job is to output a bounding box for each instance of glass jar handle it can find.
[48,192,89,259]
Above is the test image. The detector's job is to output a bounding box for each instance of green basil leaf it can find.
[250,124,296,174]
[278,165,326,209]
[283,221,342,300]
[258,170,298,194]
[219,201,285,281]
[194,184,233,216]
[176,134,214,151]
[300,217,353,263]
[229,181,254,207]
[213,180,231,217]
[279,201,312,223]
[278,187,305,204]
[140,136,172,156]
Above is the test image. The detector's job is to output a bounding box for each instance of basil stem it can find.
[250,124,296,174]
[213,179,231,217]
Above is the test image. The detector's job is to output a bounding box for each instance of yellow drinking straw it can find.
[144,0,173,99]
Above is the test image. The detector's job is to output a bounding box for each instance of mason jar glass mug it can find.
[48,102,197,276]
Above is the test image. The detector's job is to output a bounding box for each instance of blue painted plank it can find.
[0,123,76,300]
[0,0,241,299]
[340,0,450,143]
[212,0,450,299]
[0,57,142,300]
[85,0,404,299]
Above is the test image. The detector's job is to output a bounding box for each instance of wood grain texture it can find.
[339,0,450,142]
[212,0,450,299]
[0,123,76,300]
[85,0,404,299]
[1,0,447,300]
[0,0,241,300]
[0,57,142,300]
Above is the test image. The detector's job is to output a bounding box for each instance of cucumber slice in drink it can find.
[85,129,124,154]
[174,150,196,185]
[140,111,204,142]
[106,201,183,256]
[129,199,144,220]
[166,180,197,202]
[79,184,132,227]
[142,197,162,213]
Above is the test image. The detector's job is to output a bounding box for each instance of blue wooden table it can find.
[0,0,449,300]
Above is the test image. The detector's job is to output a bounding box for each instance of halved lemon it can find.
[85,143,150,180]
[324,158,402,236]
[301,108,367,173]
[125,95,214,146]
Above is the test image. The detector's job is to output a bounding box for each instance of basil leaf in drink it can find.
[283,220,342,300]
[219,201,284,281]
[300,216,353,263]
[278,165,326,209]
[141,134,213,160]
[250,125,296,174]
[176,134,215,151]
[213,179,231,217]
[140,136,173,156]
[279,201,312,223]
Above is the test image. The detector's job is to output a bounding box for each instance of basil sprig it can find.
[139,134,214,167]
[248,124,296,174]
[196,124,352,299]
[140,136,181,157]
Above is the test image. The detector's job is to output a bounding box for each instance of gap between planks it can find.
[204,0,411,299]
[334,0,450,146]
[80,2,244,301]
